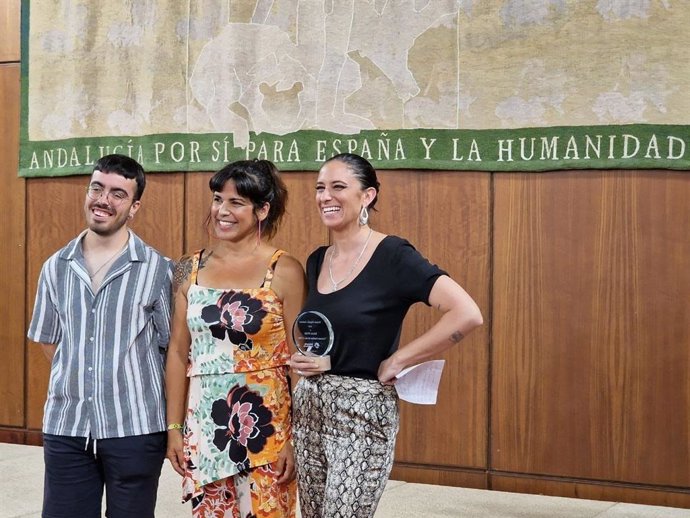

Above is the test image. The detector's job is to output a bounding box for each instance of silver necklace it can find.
[88,247,124,279]
[328,228,373,292]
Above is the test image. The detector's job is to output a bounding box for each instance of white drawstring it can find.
[83,436,98,458]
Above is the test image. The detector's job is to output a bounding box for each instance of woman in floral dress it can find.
[166,160,306,518]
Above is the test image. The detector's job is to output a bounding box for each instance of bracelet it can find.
[167,423,183,430]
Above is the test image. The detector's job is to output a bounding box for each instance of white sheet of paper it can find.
[394,360,445,405]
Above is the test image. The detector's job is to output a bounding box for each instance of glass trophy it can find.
[291,310,334,372]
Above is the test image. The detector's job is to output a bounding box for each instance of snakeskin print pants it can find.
[293,374,400,518]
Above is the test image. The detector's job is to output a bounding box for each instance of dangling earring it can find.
[257,219,262,244]
[358,206,369,226]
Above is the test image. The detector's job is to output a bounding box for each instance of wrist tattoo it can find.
[449,331,465,344]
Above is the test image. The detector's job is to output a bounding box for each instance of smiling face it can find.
[316,159,375,231]
[210,180,268,242]
[84,170,140,237]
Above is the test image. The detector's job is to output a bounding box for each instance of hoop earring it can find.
[358,206,369,226]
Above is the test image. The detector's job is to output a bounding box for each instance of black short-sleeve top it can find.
[302,235,447,380]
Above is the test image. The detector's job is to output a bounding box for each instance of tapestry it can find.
[19,0,690,176]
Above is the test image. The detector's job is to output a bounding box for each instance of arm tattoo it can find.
[173,256,193,296]
[449,331,465,344]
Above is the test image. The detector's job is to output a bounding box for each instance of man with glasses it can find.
[28,154,173,518]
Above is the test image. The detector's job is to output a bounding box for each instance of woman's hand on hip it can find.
[378,354,404,385]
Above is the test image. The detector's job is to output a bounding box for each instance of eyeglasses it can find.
[86,185,130,206]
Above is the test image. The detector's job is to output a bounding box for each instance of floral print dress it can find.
[182,249,294,516]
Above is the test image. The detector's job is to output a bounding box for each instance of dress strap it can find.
[261,249,286,289]
[190,249,204,285]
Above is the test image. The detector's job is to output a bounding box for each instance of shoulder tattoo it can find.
[173,256,193,295]
[198,250,212,270]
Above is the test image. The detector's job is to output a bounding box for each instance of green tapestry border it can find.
[19,1,689,177]
[19,125,690,177]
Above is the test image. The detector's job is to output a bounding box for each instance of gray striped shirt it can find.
[28,230,173,439]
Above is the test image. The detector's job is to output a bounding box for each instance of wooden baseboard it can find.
[391,463,488,489]
[491,473,690,509]
[391,463,690,509]
[0,428,43,446]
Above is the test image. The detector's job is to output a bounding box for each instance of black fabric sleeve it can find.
[390,238,447,305]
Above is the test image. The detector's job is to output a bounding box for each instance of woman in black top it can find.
[290,153,483,518]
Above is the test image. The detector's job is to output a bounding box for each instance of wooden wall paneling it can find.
[491,474,690,509]
[183,171,214,255]
[492,171,690,487]
[0,64,24,426]
[613,170,690,487]
[26,176,90,428]
[183,171,327,266]
[271,171,329,265]
[376,170,491,470]
[128,172,184,260]
[492,172,560,476]
[0,0,21,62]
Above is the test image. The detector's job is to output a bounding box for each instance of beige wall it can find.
[2,1,689,508]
